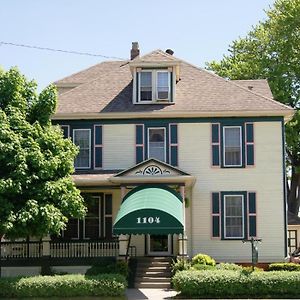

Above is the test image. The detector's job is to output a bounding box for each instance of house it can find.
[288,212,300,255]
[0,42,294,277]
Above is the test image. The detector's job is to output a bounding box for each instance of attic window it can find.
[138,70,171,102]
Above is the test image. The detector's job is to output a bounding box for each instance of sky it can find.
[0,0,275,90]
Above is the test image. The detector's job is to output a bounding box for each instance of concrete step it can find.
[135,276,171,283]
[135,282,171,289]
[136,265,170,271]
[137,261,171,267]
[136,271,172,277]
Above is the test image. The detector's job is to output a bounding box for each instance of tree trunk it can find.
[288,167,300,214]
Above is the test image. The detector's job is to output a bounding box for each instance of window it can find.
[148,128,166,162]
[224,195,244,239]
[138,70,170,102]
[223,126,242,167]
[62,194,112,240]
[212,192,256,240]
[73,129,91,169]
[156,71,170,100]
[140,72,152,101]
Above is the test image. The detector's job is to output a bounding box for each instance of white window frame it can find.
[223,126,242,167]
[83,195,101,240]
[156,70,170,101]
[224,195,244,239]
[147,127,166,162]
[73,129,91,169]
[62,219,80,240]
[138,70,171,103]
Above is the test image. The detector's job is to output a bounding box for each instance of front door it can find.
[147,234,171,256]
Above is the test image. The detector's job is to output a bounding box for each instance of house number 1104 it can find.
[137,217,160,224]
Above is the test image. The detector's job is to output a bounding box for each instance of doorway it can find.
[147,234,171,256]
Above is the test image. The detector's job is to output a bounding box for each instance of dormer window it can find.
[138,70,171,103]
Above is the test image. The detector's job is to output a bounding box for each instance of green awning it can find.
[113,186,184,235]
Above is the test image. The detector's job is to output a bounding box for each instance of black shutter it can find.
[245,123,254,166]
[136,124,144,163]
[94,125,103,169]
[211,123,220,166]
[212,192,221,238]
[169,124,178,166]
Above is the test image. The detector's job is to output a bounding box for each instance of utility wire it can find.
[0,41,126,60]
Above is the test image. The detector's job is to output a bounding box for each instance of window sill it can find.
[135,101,175,105]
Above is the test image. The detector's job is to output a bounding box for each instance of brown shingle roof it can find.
[233,79,274,99]
[54,50,293,116]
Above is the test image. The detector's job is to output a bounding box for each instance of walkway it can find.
[126,288,178,300]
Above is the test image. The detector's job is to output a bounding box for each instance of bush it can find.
[171,258,191,275]
[0,274,127,298]
[172,270,300,298]
[216,263,243,271]
[268,262,300,271]
[191,253,216,266]
[86,260,129,278]
[192,264,216,271]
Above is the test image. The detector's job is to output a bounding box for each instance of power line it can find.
[0,41,126,60]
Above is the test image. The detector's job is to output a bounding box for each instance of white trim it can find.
[156,70,170,101]
[147,127,166,162]
[224,195,244,239]
[223,126,242,167]
[137,70,171,103]
[73,129,91,169]
[52,110,294,122]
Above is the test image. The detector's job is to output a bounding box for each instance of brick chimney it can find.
[131,42,140,60]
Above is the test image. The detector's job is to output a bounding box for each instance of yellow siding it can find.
[179,122,285,262]
[103,124,135,170]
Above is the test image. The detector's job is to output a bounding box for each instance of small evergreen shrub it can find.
[268,262,300,271]
[191,253,216,266]
[173,270,300,298]
[0,274,127,298]
[171,258,191,275]
[216,262,243,271]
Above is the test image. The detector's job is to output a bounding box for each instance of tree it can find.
[0,68,86,239]
[206,0,300,214]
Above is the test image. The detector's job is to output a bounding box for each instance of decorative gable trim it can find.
[114,158,190,178]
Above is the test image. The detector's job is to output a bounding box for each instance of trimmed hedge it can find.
[86,260,129,278]
[0,274,127,298]
[172,270,300,298]
[268,262,300,271]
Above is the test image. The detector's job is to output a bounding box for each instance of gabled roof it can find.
[53,49,293,119]
[114,158,190,177]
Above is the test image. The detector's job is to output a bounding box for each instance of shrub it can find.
[86,260,129,278]
[216,263,243,271]
[172,270,300,298]
[268,262,300,272]
[171,258,191,275]
[0,274,127,298]
[191,253,216,266]
[192,264,215,271]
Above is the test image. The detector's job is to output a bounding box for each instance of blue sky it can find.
[0,0,275,90]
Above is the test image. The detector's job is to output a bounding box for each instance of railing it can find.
[0,241,42,259]
[50,240,119,258]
